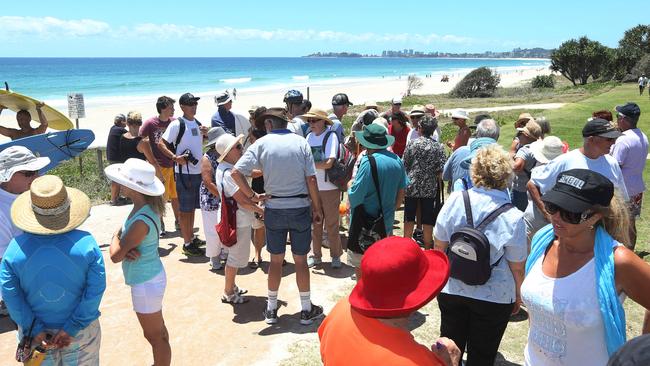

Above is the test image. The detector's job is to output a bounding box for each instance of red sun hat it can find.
[349,237,450,318]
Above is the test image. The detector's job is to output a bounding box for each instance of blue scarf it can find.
[526,224,626,356]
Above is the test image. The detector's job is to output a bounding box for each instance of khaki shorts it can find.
[161,167,177,200]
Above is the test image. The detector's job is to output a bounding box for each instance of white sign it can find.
[67,93,85,119]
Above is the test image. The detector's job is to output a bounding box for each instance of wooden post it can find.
[307,87,310,100]
[76,118,83,175]
[96,149,104,177]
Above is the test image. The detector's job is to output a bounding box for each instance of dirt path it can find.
[0,203,354,365]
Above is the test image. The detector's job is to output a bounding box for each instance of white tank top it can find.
[521,254,609,366]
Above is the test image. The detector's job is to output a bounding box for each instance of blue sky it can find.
[1,0,648,57]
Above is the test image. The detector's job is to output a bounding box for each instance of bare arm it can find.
[0,125,18,139]
[137,138,163,180]
[507,260,526,314]
[434,239,449,252]
[615,246,650,327]
[231,189,263,217]
[157,139,186,166]
[512,157,525,172]
[230,168,260,202]
[394,187,405,211]
[200,156,220,197]
[315,157,335,170]
[109,221,148,263]
[33,103,48,134]
[306,175,322,224]
[251,169,263,179]
[527,180,551,222]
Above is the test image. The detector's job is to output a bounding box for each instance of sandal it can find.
[221,292,248,304]
[249,259,259,269]
[233,285,248,295]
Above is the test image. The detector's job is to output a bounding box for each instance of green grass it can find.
[49,149,110,205]
[283,83,650,366]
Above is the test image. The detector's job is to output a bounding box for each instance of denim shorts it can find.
[175,173,202,212]
[265,206,312,255]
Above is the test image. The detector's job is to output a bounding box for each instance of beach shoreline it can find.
[0,65,551,147]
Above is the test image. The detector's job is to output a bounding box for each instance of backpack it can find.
[167,117,202,154]
[322,130,355,191]
[447,190,513,286]
[215,168,238,247]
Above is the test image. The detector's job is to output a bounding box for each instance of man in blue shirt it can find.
[347,123,408,277]
[211,91,251,137]
[1,175,105,364]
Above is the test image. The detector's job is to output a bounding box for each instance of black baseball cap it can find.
[582,117,622,138]
[332,93,353,106]
[607,334,650,366]
[615,102,641,118]
[541,169,614,213]
[179,93,200,106]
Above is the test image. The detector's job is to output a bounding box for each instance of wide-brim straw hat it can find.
[515,112,534,128]
[530,136,564,164]
[104,158,165,196]
[216,134,245,163]
[349,237,449,318]
[11,175,90,235]
[301,108,333,125]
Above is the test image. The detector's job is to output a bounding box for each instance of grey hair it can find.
[476,118,500,140]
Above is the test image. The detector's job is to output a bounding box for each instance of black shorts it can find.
[404,196,437,225]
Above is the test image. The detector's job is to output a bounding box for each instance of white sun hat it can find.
[104,158,165,196]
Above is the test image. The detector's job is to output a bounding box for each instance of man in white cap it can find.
[380,96,403,118]
[0,146,50,315]
[447,110,471,151]
[211,91,251,138]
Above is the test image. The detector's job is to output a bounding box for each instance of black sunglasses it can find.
[544,202,594,224]
[234,144,243,150]
[18,170,38,177]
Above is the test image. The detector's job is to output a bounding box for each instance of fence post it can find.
[96,149,104,177]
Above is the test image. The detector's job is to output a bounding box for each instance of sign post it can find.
[67,93,86,175]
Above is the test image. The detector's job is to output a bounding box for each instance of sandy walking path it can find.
[0,203,354,365]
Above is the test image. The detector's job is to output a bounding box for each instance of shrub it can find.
[450,67,501,98]
[631,54,650,78]
[531,75,555,88]
[550,36,609,85]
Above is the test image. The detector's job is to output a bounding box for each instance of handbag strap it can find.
[137,212,160,237]
[368,154,383,214]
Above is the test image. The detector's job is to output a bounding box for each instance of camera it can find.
[181,149,198,165]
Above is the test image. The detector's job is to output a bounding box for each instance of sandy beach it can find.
[0,66,551,147]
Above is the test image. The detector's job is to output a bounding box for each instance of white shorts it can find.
[130,269,166,314]
[201,209,227,258]
[226,226,252,268]
[252,218,264,230]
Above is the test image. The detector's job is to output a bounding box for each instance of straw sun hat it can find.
[301,108,333,125]
[11,175,91,235]
[215,133,245,163]
[105,158,165,197]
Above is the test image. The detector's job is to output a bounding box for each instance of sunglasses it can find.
[393,103,402,106]
[544,202,594,224]
[183,102,198,107]
[18,170,38,177]
[234,144,243,150]
[308,119,321,124]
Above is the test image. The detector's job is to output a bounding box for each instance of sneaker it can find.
[331,256,342,269]
[183,243,205,257]
[263,308,278,324]
[300,303,324,325]
[160,221,168,238]
[192,237,206,247]
[307,256,322,268]
[209,260,223,271]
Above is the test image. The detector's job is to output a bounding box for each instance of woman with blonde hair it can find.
[522,169,650,365]
[106,158,171,366]
[434,145,527,365]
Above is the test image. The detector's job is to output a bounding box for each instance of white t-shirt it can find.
[306,130,339,191]
[288,116,306,137]
[215,161,254,227]
[0,188,21,259]
[161,116,203,174]
[530,149,629,201]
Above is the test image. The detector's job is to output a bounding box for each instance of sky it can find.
[1,0,648,57]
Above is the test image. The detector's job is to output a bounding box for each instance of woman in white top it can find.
[522,169,650,365]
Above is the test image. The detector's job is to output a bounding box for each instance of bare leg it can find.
[293,254,310,292]
[170,198,180,225]
[268,253,285,291]
[404,221,415,240]
[422,224,434,249]
[136,311,171,366]
[111,182,121,203]
[180,211,194,244]
[224,265,238,295]
[253,228,265,262]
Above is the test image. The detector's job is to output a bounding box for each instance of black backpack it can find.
[447,190,513,286]
[322,130,354,191]
[166,116,202,154]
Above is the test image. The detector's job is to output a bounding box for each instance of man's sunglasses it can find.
[18,170,38,177]
[183,102,198,107]
[544,202,594,224]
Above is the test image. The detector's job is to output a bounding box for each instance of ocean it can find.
[0,57,549,106]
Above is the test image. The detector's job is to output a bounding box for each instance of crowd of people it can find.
[0,86,649,366]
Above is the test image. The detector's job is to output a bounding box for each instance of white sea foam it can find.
[219,77,252,84]
[292,75,309,80]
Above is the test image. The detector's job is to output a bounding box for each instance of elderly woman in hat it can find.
[522,169,650,365]
[347,123,408,278]
[1,175,105,364]
[402,115,447,249]
[511,119,543,211]
[319,237,460,366]
[214,132,264,304]
[106,158,171,366]
[303,109,343,269]
[434,145,527,365]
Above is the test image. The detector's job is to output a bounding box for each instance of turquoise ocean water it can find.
[1,57,549,105]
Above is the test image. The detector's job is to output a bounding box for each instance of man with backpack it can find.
[157,92,209,257]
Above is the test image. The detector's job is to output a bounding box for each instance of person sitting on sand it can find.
[214,132,263,304]
[106,158,171,366]
[0,103,49,140]
[319,236,460,366]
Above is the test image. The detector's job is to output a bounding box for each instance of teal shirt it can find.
[348,149,408,235]
[121,205,163,286]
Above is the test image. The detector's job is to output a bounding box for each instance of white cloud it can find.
[0,16,472,45]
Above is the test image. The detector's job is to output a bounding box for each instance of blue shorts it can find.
[264,206,312,256]
[175,173,202,212]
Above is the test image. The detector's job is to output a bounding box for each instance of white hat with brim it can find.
[11,175,90,235]
[0,146,51,182]
[104,158,165,196]
[216,134,245,163]
[530,136,564,165]
[451,110,470,120]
